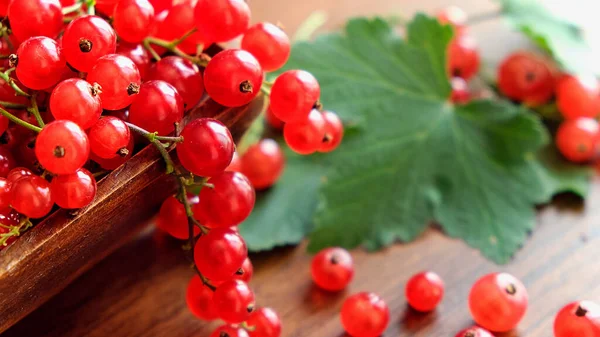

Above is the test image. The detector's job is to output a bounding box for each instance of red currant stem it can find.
[237,111,265,156]
[142,39,162,62]
[0,101,27,109]
[144,37,209,67]
[170,28,198,48]
[467,10,503,25]
[124,122,184,143]
[0,25,13,52]
[0,69,31,98]
[260,85,271,96]
[240,322,256,332]
[92,170,110,178]
[86,1,96,15]
[0,106,42,132]
[28,93,45,127]
[61,1,83,15]
[0,217,33,247]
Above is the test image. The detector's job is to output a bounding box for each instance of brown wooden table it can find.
[4,1,597,336]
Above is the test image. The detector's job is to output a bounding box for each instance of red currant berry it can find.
[554,301,600,337]
[266,106,284,130]
[0,147,16,177]
[8,0,63,43]
[148,0,173,13]
[454,326,494,337]
[15,37,67,90]
[246,307,282,337]
[226,151,242,172]
[242,22,291,72]
[90,136,133,170]
[152,3,212,55]
[156,195,200,240]
[556,75,600,120]
[0,208,20,248]
[193,0,250,43]
[50,169,96,209]
[116,43,151,80]
[129,80,183,135]
[448,33,480,80]
[96,0,118,15]
[177,118,234,177]
[437,6,468,30]
[240,139,285,190]
[11,175,53,218]
[270,70,320,123]
[450,77,470,103]
[87,54,142,110]
[193,172,255,228]
[311,247,354,291]
[213,280,255,324]
[341,292,390,337]
[204,49,264,108]
[319,111,344,153]
[468,272,528,332]
[405,271,444,312]
[210,325,249,337]
[233,257,253,283]
[62,15,117,72]
[497,52,555,106]
[194,228,247,282]
[556,117,600,163]
[0,1,8,17]
[186,275,218,321]
[50,79,103,130]
[35,120,90,175]
[283,109,326,155]
[0,178,11,210]
[88,116,131,159]
[7,167,33,185]
[148,56,204,109]
[113,0,155,43]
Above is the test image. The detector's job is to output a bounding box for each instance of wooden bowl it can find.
[0,95,265,333]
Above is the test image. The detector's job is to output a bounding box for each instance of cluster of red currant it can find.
[442,5,600,166]
[310,247,600,337]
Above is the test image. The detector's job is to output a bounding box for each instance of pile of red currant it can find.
[310,246,600,337]
[0,0,345,336]
[443,5,600,165]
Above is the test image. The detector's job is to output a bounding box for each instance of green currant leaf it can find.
[276,15,590,263]
[498,0,600,75]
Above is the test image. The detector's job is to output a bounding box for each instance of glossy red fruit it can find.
[0,147,15,177]
[193,172,255,228]
[0,1,8,17]
[204,49,263,107]
[450,77,470,103]
[148,56,204,109]
[265,106,284,130]
[283,109,326,155]
[213,280,255,324]
[233,257,253,283]
[242,22,291,72]
[497,52,555,106]
[0,208,20,248]
[90,136,133,170]
[194,228,247,282]
[454,326,494,337]
[62,15,117,72]
[88,116,131,159]
[11,175,53,218]
[156,195,200,239]
[246,307,282,337]
[448,34,480,80]
[35,120,90,175]
[193,0,250,43]
[556,118,600,163]
[15,136,39,173]
[7,167,33,185]
[50,169,96,209]
[341,292,390,337]
[95,0,118,15]
[113,0,155,43]
[469,272,528,332]
[554,301,600,337]
[15,37,66,90]
[177,118,234,177]
[405,271,445,312]
[270,70,320,123]
[226,152,242,172]
[186,275,219,321]
[319,111,344,152]
[210,325,249,337]
[240,139,285,190]
[116,43,151,80]
[0,178,10,210]
[87,54,142,110]
[50,79,102,130]
[437,6,468,30]
[556,75,600,120]
[149,0,173,13]
[152,3,212,55]
[8,0,63,43]
[311,247,354,291]
[129,80,183,135]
